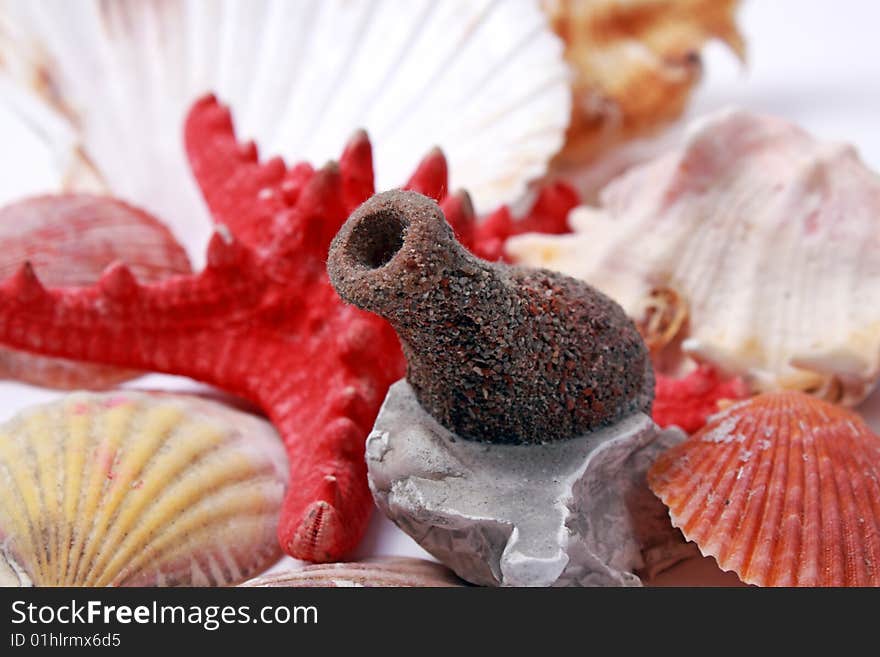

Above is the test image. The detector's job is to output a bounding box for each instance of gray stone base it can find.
[366,381,685,587]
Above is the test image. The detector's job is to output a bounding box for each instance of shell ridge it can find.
[438,23,567,143]
[650,392,880,586]
[668,190,727,340]
[216,540,245,585]
[816,411,846,586]
[97,450,284,586]
[84,417,235,583]
[60,401,91,585]
[111,503,280,587]
[83,403,194,585]
[848,424,880,584]
[801,397,825,586]
[710,411,762,571]
[342,1,436,143]
[289,0,377,156]
[788,400,810,586]
[742,398,793,585]
[117,463,284,561]
[88,4,145,193]
[373,0,500,138]
[52,406,80,581]
[768,400,803,586]
[77,400,192,582]
[747,188,784,380]
[790,171,832,394]
[823,413,854,586]
[24,410,60,585]
[713,412,759,567]
[71,400,140,585]
[237,1,305,131]
[735,399,778,584]
[72,401,181,584]
[857,427,880,584]
[679,415,748,545]
[835,418,872,585]
[0,427,45,582]
[693,166,774,377]
[859,436,880,585]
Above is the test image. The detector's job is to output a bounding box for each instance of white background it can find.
[692,0,880,172]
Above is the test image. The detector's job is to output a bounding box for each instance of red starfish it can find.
[653,365,749,433]
[0,95,577,562]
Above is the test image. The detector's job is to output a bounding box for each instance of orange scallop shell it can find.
[648,392,880,586]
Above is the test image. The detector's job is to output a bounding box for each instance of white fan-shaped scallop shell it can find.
[508,109,880,405]
[0,391,288,587]
[0,0,571,257]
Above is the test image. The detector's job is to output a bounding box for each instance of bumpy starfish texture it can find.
[0,94,577,562]
[0,194,192,389]
[471,182,577,262]
[653,365,749,433]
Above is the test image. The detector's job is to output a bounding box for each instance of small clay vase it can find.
[327,190,653,444]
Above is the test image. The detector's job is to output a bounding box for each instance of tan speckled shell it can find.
[0,392,287,587]
[542,0,743,166]
[648,392,880,586]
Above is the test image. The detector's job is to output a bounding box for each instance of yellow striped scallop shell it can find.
[0,392,287,586]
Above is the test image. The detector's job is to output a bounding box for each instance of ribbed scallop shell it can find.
[509,110,880,404]
[0,195,191,389]
[242,558,464,588]
[0,0,570,254]
[0,392,287,586]
[648,392,880,586]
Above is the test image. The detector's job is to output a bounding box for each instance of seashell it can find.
[508,109,880,405]
[648,391,880,586]
[0,391,287,586]
[241,558,464,588]
[0,194,191,389]
[541,0,744,167]
[0,0,571,253]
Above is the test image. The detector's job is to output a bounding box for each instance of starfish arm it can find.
[0,92,579,565]
[403,146,449,201]
[259,318,401,561]
[0,259,404,563]
[275,413,374,563]
[185,95,294,251]
[339,129,376,213]
[228,315,401,562]
[439,190,477,248]
[0,238,273,391]
[471,181,579,261]
[185,95,380,254]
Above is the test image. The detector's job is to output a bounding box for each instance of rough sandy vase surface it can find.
[367,381,684,587]
[328,190,654,445]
